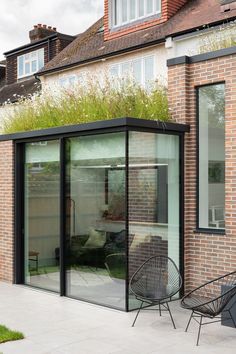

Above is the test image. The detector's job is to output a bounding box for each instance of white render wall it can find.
[41,44,168,90]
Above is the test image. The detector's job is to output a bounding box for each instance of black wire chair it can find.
[129,255,182,328]
[181,270,236,346]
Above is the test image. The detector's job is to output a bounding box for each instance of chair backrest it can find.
[183,270,236,316]
[129,255,182,301]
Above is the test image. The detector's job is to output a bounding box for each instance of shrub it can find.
[2,79,170,133]
[198,22,236,54]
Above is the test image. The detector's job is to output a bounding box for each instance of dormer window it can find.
[17,48,44,79]
[112,0,161,28]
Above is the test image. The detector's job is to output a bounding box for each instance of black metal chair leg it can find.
[132,301,143,327]
[185,311,193,332]
[159,303,162,316]
[166,302,176,329]
[229,310,236,328]
[196,315,203,346]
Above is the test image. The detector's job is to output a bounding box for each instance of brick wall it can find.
[168,53,236,292]
[104,0,188,41]
[0,141,14,282]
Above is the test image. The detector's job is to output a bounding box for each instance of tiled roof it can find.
[38,0,236,76]
[0,78,41,106]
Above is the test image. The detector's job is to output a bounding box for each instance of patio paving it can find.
[0,282,235,354]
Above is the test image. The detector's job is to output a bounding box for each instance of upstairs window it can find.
[110,55,155,89]
[112,0,161,27]
[17,48,44,79]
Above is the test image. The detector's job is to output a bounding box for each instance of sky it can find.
[0,0,104,60]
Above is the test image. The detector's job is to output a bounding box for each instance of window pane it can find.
[24,140,60,292]
[133,59,142,84]
[114,0,118,25]
[121,62,130,76]
[38,49,44,70]
[198,84,225,229]
[31,60,37,73]
[18,56,24,77]
[139,0,145,16]
[68,76,76,86]
[122,0,128,22]
[31,51,37,59]
[128,132,180,310]
[25,62,30,75]
[66,133,126,310]
[130,0,136,20]
[146,0,153,14]
[110,65,119,77]
[156,0,161,12]
[144,56,154,88]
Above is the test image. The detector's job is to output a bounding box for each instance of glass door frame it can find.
[14,121,186,311]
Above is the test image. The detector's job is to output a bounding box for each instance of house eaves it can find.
[4,33,76,57]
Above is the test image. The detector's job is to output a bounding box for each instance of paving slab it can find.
[0,282,235,354]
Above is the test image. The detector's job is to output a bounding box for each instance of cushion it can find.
[83,229,106,248]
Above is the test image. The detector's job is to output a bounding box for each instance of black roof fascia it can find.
[4,34,75,57]
[167,45,236,66]
[0,118,190,142]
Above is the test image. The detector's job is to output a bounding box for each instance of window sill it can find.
[194,228,225,235]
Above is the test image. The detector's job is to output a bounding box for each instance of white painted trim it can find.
[111,0,161,28]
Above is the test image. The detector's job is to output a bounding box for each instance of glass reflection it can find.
[24,140,60,292]
[66,133,126,310]
[128,132,180,310]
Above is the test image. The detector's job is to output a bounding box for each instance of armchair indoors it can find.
[104,252,126,280]
[129,255,182,328]
[181,270,236,346]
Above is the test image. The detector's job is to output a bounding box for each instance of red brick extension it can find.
[1,51,236,296]
[104,0,188,41]
[168,53,236,292]
[0,141,14,282]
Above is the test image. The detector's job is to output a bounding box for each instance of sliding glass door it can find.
[20,126,183,311]
[128,132,180,309]
[24,140,60,292]
[65,133,127,310]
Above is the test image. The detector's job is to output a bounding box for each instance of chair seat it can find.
[135,287,171,302]
[181,295,217,317]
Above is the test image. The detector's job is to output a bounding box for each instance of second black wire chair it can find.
[181,270,236,346]
[129,255,182,328]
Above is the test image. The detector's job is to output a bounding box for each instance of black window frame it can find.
[9,118,187,311]
[196,82,226,235]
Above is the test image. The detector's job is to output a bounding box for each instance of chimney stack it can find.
[29,24,57,42]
